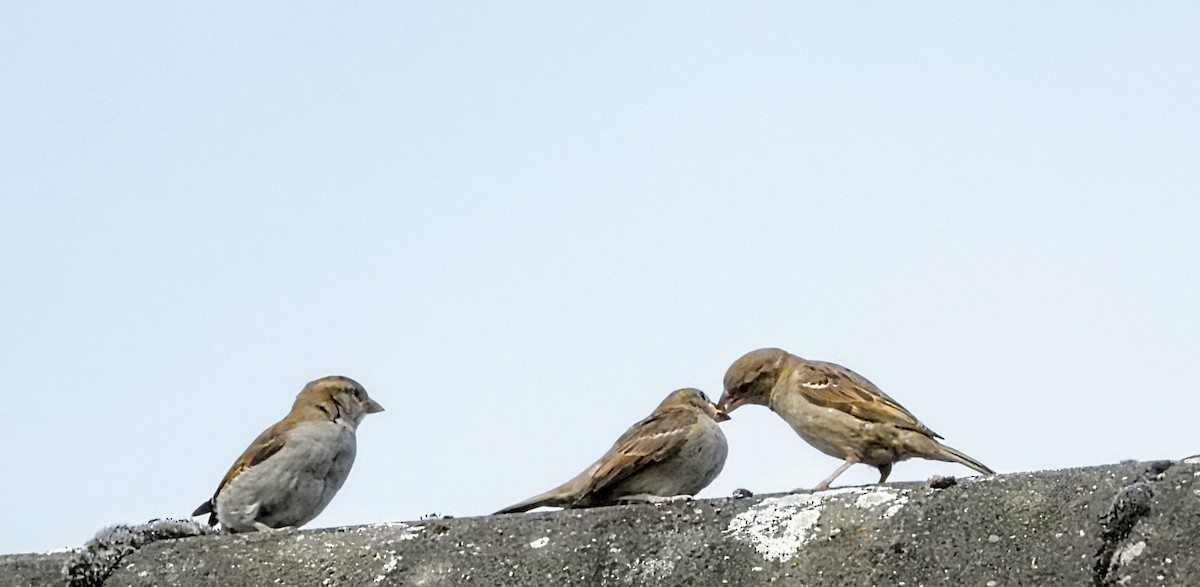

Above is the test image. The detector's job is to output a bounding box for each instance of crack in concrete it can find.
[1090,460,1172,587]
[63,519,216,587]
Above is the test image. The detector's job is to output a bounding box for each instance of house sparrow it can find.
[495,388,730,514]
[192,375,384,532]
[719,348,993,490]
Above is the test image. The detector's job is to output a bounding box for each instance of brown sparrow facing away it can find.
[719,348,993,491]
[192,376,384,532]
[495,388,730,514]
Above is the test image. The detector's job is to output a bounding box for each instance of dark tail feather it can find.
[192,500,218,526]
[935,443,995,476]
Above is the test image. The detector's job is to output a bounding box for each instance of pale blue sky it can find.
[3,3,1198,555]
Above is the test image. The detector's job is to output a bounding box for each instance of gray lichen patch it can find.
[63,519,217,587]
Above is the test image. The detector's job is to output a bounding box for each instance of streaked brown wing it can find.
[583,409,694,496]
[793,360,941,438]
[210,420,290,500]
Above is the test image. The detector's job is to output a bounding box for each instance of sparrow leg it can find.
[617,494,694,505]
[813,459,857,491]
[252,521,275,532]
[876,463,893,484]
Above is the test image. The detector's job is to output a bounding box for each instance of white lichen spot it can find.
[374,557,400,583]
[1114,541,1146,567]
[529,537,550,549]
[854,491,893,509]
[367,521,421,530]
[986,581,997,587]
[725,494,824,562]
[884,502,905,518]
[631,558,675,581]
[727,486,911,562]
[854,487,910,518]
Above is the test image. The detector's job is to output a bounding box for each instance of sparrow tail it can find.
[934,443,995,476]
[192,500,218,526]
[494,487,576,515]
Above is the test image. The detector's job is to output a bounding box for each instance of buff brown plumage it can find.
[719,348,992,490]
[496,388,729,514]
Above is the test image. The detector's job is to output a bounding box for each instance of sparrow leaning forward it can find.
[719,348,993,491]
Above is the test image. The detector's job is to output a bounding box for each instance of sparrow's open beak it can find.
[366,399,385,413]
[713,405,731,422]
[717,390,743,414]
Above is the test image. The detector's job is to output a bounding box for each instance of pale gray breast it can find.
[278,421,358,526]
[677,415,728,492]
[221,420,358,529]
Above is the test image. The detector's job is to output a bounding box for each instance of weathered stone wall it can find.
[3,459,1197,586]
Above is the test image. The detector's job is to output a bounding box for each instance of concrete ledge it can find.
[4,459,1198,586]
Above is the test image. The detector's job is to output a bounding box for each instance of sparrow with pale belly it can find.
[192,375,384,532]
[719,348,992,490]
[496,388,730,514]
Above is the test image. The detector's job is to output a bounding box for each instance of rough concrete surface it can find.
[2,459,1196,586]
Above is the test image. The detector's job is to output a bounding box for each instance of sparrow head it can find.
[659,387,730,422]
[719,347,789,413]
[293,375,384,428]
